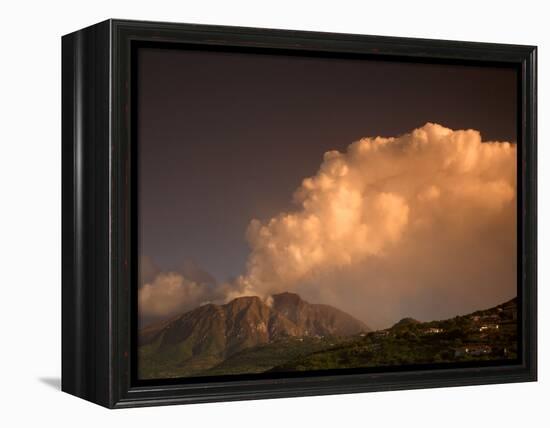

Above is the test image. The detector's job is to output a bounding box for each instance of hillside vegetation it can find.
[271,298,517,372]
[139,294,517,379]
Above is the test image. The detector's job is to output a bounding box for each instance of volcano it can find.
[138,292,368,379]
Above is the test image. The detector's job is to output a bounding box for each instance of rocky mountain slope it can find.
[138,292,368,379]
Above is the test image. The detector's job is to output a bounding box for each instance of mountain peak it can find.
[271,292,304,308]
[226,295,263,307]
[272,291,302,301]
[271,291,369,336]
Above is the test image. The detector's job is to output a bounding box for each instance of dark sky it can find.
[137,46,517,282]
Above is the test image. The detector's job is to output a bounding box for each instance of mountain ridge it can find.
[138,292,369,379]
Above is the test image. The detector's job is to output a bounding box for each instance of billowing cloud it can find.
[140,123,517,328]
[138,259,228,325]
[139,273,207,321]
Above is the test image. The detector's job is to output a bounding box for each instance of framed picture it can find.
[62,19,537,408]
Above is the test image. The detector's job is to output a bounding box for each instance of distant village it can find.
[361,298,518,361]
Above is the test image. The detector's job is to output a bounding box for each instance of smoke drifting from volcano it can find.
[140,123,516,327]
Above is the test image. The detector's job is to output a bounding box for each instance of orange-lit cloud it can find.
[139,272,208,320]
[140,123,517,327]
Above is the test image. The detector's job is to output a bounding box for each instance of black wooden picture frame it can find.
[62,19,537,408]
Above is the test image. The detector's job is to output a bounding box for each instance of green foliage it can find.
[271,299,517,372]
[204,336,352,376]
